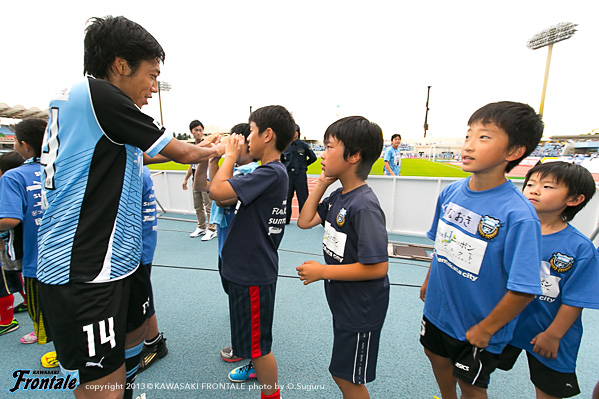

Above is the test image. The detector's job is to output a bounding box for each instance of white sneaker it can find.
[201,230,217,241]
[190,228,205,238]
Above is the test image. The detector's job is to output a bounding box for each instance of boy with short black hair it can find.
[209,105,295,399]
[419,101,545,398]
[296,116,389,399]
[499,161,599,399]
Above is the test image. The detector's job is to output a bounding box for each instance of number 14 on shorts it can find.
[82,317,116,357]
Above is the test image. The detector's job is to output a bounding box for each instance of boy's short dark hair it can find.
[189,120,204,131]
[468,101,544,172]
[524,161,596,222]
[391,133,402,140]
[230,123,251,140]
[248,105,295,152]
[84,16,165,79]
[15,118,47,158]
[0,151,25,174]
[323,116,384,180]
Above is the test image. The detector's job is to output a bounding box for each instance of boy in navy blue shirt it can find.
[210,105,295,399]
[297,116,389,399]
[499,161,599,399]
[420,101,544,398]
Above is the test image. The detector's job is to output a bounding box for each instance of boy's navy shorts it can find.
[329,321,382,384]
[226,278,276,359]
[420,316,501,389]
[498,344,580,397]
[39,265,151,384]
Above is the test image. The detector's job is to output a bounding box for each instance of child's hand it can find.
[296,260,326,285]
[531,331,560,359]
[316,172,337,188]
[419,280,427,302]
[225,134,244,159]
[465,323,492,349]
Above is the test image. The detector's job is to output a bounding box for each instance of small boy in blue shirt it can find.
[210,105,295,399]
[420,101,544,398]
[498,161,599,399]
[297,116,389,399]
[0,119,47,345]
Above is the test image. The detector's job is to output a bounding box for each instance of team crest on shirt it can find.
[549,252,574,273]
[477,215,501,240]
[336,208,347,227]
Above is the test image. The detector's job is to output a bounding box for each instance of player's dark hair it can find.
[248,105,295,152]
[391,133,402,141]
[84,16,165,79]
[15,118,47,158]
[323,116,384,180]
[0,151,24,174]
[231,123,251,140]
[468,101,544,172]
[189,120,204,131]
[524,161,596,222]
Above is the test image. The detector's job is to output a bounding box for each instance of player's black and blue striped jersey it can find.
[37,78,172,285]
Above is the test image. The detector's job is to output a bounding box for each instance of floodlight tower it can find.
[157,81,172,126]
[423,86,431,138]
[527,22,577,117]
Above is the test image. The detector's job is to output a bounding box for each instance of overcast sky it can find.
[1,0,597,141]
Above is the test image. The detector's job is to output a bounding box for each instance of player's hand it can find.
[531,331,560,359]
[296,260,326,285]
[199,132,221,147]
[465,322,492,349]
[182,180,188,190]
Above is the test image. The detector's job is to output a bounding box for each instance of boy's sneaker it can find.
[41,351,58,368]
[220,346,243,363]
[139,333,168,372]
[228,362,256,382]
[201,230,217,241]
[190,228,205,238]
[0,319,19,336]
[14,303,28,313]
[20,331,37,344]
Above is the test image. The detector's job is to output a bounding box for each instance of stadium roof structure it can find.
[0,103,48,119]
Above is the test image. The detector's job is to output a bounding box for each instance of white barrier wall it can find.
[150,171,599,245]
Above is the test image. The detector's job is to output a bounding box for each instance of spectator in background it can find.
[281,124,317,224]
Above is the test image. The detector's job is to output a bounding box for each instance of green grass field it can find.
[148,158,472,178]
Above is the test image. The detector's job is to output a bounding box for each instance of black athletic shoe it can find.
[139,333,168,372]
[14,303,28,313]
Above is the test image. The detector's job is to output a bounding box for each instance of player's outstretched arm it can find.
[209,135,241,203]
[159,137,222,164]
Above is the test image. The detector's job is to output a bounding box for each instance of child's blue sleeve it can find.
[504,219,543,295]
[561,245,599,309]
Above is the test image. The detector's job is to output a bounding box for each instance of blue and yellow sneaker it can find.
[228,361,256,382]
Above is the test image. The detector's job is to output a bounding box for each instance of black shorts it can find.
[0,269,22,297]
[329,322,382,384]
[420,316,501,389]
[39,266,151,384]
[226,279,276,359]
[141,263,155,318]
[499,345,580,397]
